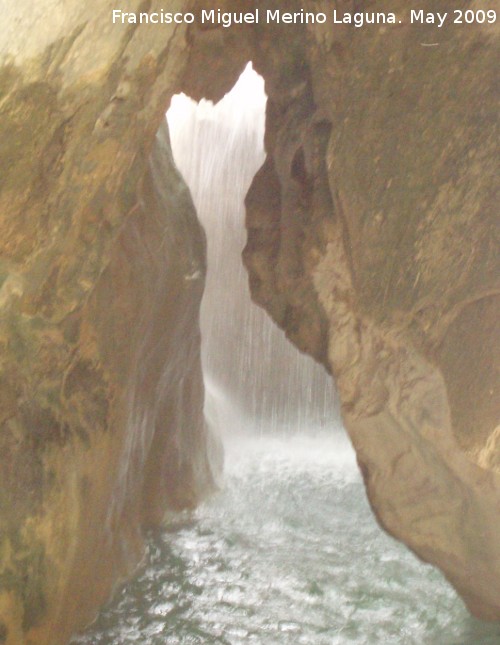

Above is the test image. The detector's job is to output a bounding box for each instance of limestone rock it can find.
[244,0,500,621]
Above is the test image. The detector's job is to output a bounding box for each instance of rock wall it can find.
[0,3,231,640]
[0,113,220,645]
[0,0,499,642]
[244,0,500,621]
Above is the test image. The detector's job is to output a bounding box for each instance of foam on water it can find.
[72,432,500,645]
[222,429,358,478]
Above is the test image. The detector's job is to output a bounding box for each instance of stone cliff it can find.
[0,0,498,642]
[0,5,224,638]
[244,0,500,621]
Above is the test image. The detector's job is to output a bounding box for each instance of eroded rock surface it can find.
[0,3,228,638]
[244,0,500,621]
[0,0,499,642]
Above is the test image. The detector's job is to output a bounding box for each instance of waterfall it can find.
[167,63,339,436]
[71,64,500,645]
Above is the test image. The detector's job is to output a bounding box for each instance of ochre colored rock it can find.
[0,2,229,636]
[245,0,500,621]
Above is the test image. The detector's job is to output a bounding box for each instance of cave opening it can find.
[70,64,498,645]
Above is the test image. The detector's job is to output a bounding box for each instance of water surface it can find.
[72,432,500,644]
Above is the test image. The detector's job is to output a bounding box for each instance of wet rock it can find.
[245,0,500,621]
[0,7,221,635]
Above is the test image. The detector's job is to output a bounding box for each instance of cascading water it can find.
[167,64,340,435]
[72,65,500,645]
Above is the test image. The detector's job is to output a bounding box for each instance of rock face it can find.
[244,0,500,621]
[0,4,223,638]
[0,0,499,642]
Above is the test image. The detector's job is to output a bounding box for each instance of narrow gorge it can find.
[0,2,498,644]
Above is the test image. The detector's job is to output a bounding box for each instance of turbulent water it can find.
[72,430,500,645]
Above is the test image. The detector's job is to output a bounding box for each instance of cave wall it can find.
[0,3,238,642]
[0,111,219,645]
[244,0,500,621]
[0,0,499,642]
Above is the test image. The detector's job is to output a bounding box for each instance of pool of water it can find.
[71,432,500,644]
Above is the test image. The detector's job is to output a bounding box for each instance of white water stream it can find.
[167,64,339,433]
